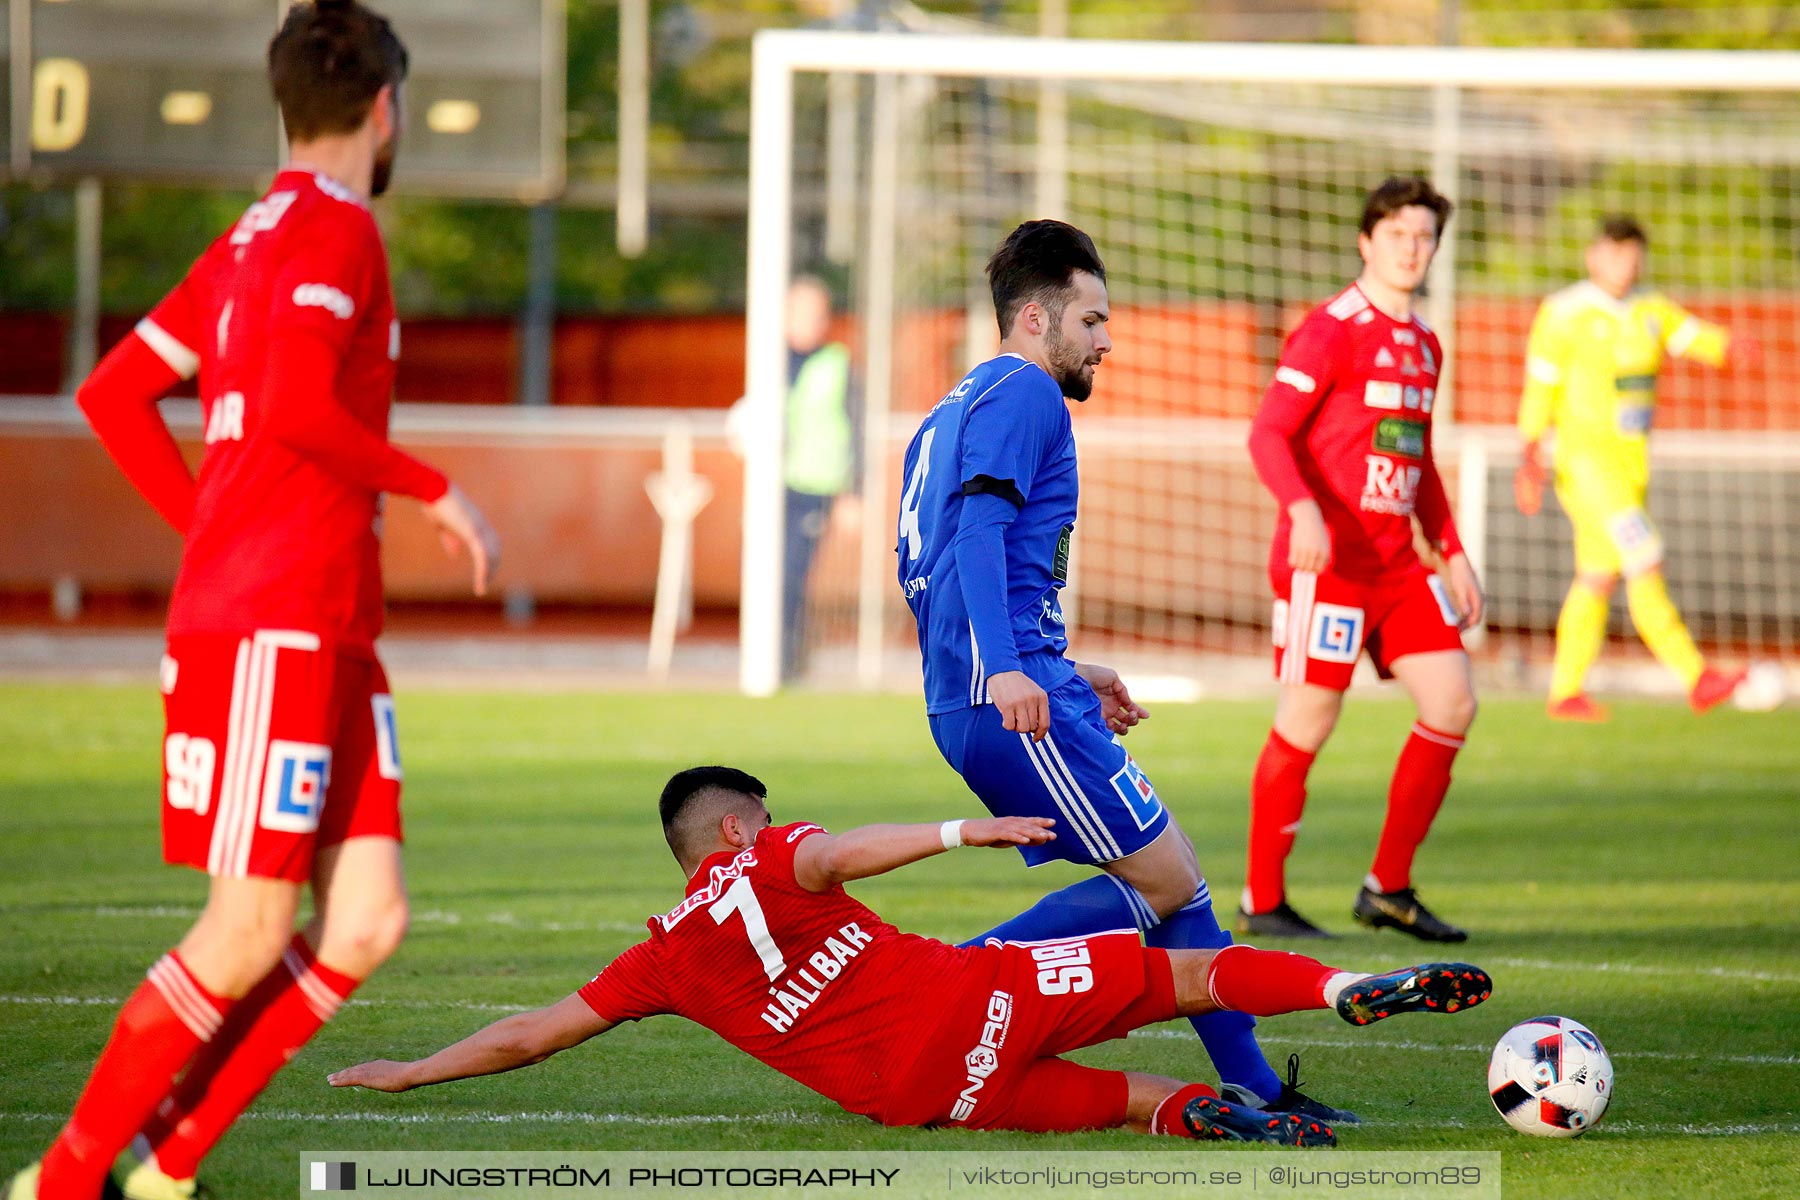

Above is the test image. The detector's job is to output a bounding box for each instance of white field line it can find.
[1483,956,1800,986]
[0,1110,836,1128]
[4,997,1794,1068]
[0,995,535,1014]
[84,906,650,935]
[1126,1029,1800,1067]
[65,911,1800,984]
[0,1109,1788,1137]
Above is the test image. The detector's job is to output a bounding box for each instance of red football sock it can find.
[142,937,359,1179]
[1369,722,1465,894]
[1149,1082,1220,1137]
[1245,730,1316,913]
[39,952,229,1199]
[1205,944,1336,1016]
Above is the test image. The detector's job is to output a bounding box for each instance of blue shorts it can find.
[929,674,1169,868]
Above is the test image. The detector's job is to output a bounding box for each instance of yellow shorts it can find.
[1556,482,1665,578]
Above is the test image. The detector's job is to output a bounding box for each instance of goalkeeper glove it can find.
[1514,441,1546,516]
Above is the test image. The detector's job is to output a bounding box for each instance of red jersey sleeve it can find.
[76,270,204,532]
[578,940,671,1023]
[754,823,829,880]
[1249,315,1344,508]
[259,212,447,501]
[1413,383,1463,558]
[136,270,204,382]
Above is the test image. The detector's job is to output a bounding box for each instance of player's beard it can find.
[1044,321,1095,402]
[370,135,398,198]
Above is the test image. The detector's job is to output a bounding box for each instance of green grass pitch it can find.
[2,682,1797,1198]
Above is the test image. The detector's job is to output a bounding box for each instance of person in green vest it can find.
[782,274,860,681]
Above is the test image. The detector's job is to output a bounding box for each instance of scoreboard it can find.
[5,0,563,199]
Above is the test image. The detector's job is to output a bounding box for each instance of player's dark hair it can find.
[986,219,1106,337]
[1359,176,1453,238]
[268,0,409,142]
[659,766,768,860]
[1597,215,1648,246]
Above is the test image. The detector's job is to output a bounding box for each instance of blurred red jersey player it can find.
[11,5,499,1200]
[1240,176,1483,946]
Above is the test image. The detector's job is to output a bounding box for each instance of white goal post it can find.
[740,31,1800,698]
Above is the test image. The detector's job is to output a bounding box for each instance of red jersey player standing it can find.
[1238,177,1483,944]
[330,766,1491,1143]
[9,5,499,1200]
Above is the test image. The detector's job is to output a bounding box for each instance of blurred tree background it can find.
[3,0,1795,317]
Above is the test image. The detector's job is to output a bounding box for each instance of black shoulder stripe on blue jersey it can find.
[962,475,1025,509]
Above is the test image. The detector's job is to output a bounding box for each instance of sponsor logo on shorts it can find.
[1108,757,1163,831]
[951,989,1014,1121]
[371,694,403,782]
[1607,509,1664,575]
[1426,575,1462,627]
[1308,603,1365,665]
[1372,417,1428,460]
[259,741,332,834]
[1363,380,1403,410]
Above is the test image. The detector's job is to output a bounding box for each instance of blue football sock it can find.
[959,874,1157,947]
[1144,881,1284,1102]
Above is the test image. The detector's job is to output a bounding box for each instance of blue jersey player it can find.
[897,220,1353,1123]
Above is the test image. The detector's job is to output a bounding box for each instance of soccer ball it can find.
[1487,1016,1613,1137]
[1732,661,1789,712]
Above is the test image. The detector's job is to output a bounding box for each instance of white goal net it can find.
[739,32,1800,697]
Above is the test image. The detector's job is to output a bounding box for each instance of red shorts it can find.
[1272,565,1465,692]
[160,631,403,882]
[883,931,1177,1132]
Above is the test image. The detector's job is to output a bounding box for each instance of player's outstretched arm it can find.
[328,993,611,1093]
[792,818,1054,893]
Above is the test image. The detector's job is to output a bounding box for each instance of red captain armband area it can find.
[76,332,198,532]
[260,326,449,502]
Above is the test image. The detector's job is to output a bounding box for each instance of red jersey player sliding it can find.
[331,766,1491,1144]
[9,5,499,1200]
[1240,177,1482,944]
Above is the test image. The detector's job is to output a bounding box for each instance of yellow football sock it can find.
[1549,582,1610,702]
[1625,573,1705,688]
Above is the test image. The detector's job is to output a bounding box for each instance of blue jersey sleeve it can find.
[951,492,1023,676]
[958,365,1063,505]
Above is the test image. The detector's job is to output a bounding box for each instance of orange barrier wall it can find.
[0,424,746,606]
[5,299,1795,425]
